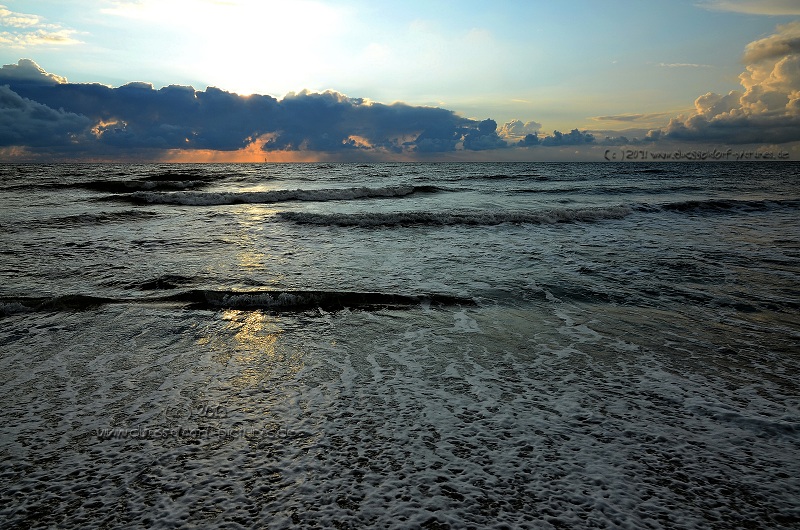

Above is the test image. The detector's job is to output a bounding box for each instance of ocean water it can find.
[1,161,799,529]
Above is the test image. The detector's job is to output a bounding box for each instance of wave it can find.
[7,210,158,232]
[1,294,114,316]
[484,173,544,180]
[5,170,220,193]
[73,179,210,193]
[3,210,158,232]
[76,170,222,193]
[122,274,196,291]
[49,210,159,226]
[278,206,632,227]
[141,170,218,182]
[116,185,443,206]
[610,166,675,176]
[651,197,800,214]
[0,289,473,316]
[163,289,475,311]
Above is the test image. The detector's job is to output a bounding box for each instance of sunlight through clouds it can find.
[101,0,346,96]
[2,1,800,160]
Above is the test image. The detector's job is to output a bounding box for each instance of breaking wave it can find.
[0,289,473,316]
[0,294,114,316]
[117,185,443,205]
[163,289,474,311]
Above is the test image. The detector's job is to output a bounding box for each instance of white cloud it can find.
[658,21,800,143]
[658,63,712,68]
[742,20,800,62]
[0,4,80,48]
[0,58,68,84]
[591,112,676,123]
[0,5,41,27]
[697,0,800,15]
[498,119,541,139]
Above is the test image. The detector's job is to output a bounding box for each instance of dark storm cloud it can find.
[0,66,282,151]
[261,90,474,153]
[0,59,502,157]
[517,133,539,147]
[0,84,89,147]
[663,113,800,144]
[462,119,508,150]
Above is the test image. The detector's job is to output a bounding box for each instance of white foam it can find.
[2,304,799,528]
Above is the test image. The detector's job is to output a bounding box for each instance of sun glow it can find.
[103,0,346,96]
[91,119,126,138]
[161,133,318,162]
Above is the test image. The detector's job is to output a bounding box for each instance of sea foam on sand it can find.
[1,302,798,529]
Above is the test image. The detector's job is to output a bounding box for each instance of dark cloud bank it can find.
[0,59,519,159]
[1,22,800,161]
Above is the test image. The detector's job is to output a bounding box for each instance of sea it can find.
[1,161,799,529]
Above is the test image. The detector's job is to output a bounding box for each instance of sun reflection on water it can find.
[237,249,266,270]
[202,310,305,391]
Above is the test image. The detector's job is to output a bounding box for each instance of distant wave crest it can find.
[120,185,442,205]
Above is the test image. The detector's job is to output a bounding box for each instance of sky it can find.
[1,0,800,162]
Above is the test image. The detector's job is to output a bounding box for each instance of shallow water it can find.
[1,162,799,528]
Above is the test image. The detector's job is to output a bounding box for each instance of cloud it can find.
[658,63,712,68]
[7,16,799,163]
[0,4,80,48]
[591,112,675,123]
[539,129,595,146]
[462,119,508,151]
[0,85,90,148]
[517,133,540,147]
[697,1,800,15]
[0,58,700,160]
[742,20,800,62]
[0,4,41,27]
[512,128,596,148]
[0,59,512,157]
[498,119,542,139]
[649,21,800,144]
[0,58,67,84]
